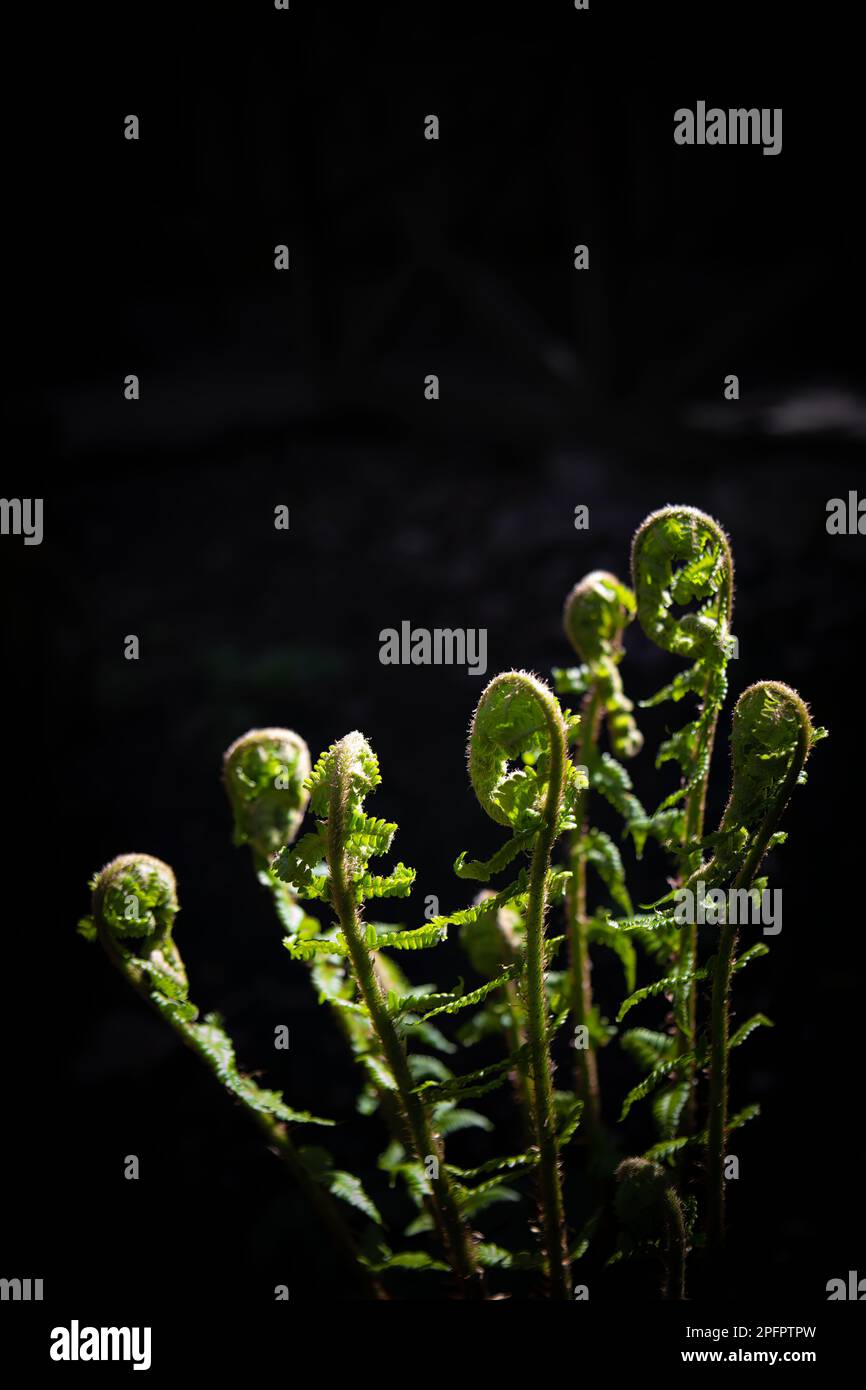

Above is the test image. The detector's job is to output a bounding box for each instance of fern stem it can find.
[706,696,811,1251]
[325,740,485,1297]
[567,684,604,1133]
[677,685,720,1141]
[663,1187,688,1300]
[517,679,572,1299]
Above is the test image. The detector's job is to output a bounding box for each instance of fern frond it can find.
[454,832,533,882]
[620,1027,677,1071]
[299,1146,384,1225]
[617,967,709,1023]
[446,1151,540,1182]
[406,965,522,1025]
[729,1013,773,1049]
[619,1050,699,1121]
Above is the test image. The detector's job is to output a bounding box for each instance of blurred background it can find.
[3,2,864,1315]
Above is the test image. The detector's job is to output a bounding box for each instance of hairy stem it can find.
[325,740,484,1297]
[706,710,810,1251]
[520,681,572,1299]
[677,676,720,1141]
[663,1187,688,1300]
[567,685,604,1133]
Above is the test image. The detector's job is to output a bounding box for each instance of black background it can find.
[3,0,864,1349]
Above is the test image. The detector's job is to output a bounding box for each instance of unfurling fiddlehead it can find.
[615,1157,688,1299]
[703,682,822,1250]
[275,732,485,1296]
[224,726,311,862]
[630,507,735,1140]
[78,854,384,1298]
[464,671,583,1298]
[224,727,388,1078]
[554,571,643,1137]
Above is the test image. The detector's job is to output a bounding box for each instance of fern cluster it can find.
[78,505,824,1299]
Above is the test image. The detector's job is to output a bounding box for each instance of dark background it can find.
[3,0,864,1334]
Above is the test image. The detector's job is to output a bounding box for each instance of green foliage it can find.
[78,504,821,1302]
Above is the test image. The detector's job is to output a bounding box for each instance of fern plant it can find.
[273,730,485,1295]
[626,507,736,1149]
[77,504,823,1300]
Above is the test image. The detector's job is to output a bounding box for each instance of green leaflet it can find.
[728,1103,761,1131]
[729,1013,773,1049]
[446,1151,540,1182]
[580,828,633,916]
[344,807,398,854]
[373,923,448,950]
[455,1179,523,1217]
[358,1053,398,1092]
[273,832,330,899]
[570,1211,603,1262]
[410,1019,457,1055]
[390,988,453,1016]
[407,1054,453,1083]
[605,908,679,935]
[734,943,771,971]
[588,915,637,995]
[355,864,416,902]
[640,1134,693,1163]
[591,752,648,853]
[639,662,706,708]
[412,1052,520,1104]
[552,664,592,698]
[433,1105,494,1136]
[619,1050,699,1121]
[299,1146,384,1225]
[454,832,533,882]
[283,934,349,961]
[404,965,522,1025]
[642,1103,761,1163]
[403,1212,435,1237]
[475,1244,540,1270]
[365,1250,450,1274]
[652,1083,690,1139]
[283,921,447,961]
[167,1005,334,1127]
[620,1027,677,1071]
[77,915,98,942]
[377,1141,426,1187]
[616,966,709,1023]
[556,1097,585,1148]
